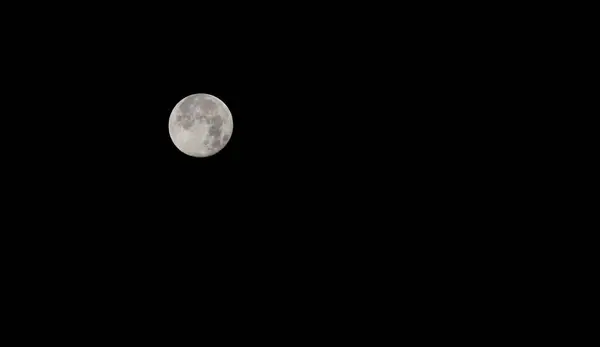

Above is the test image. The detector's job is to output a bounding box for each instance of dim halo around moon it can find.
[168,93,233,157]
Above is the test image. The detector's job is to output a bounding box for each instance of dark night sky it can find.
[0,8,547,332]
[3,4,526,267]
[10,25,492,222]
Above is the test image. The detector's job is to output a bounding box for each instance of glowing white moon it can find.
[168,93,233,157]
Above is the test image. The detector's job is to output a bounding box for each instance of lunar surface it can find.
[168,93,233,157]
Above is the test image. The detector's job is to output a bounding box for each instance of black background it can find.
[2,5,550,332]
[5,8,518,255]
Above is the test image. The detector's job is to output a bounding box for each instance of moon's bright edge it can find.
[169,93,233,157]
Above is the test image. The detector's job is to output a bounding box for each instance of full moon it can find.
[168,93,233,157]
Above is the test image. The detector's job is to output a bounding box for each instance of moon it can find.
[168,93,233,157]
